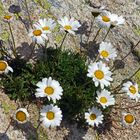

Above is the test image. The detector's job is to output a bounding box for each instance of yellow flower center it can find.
[100,50,109,58]
[100,97,107,103]
[64,25,72,30]
[102,16,110,22]
[46,111,55,120]
[16,111,27,122]
[124,114,134,124]
[0,61,7,71]
[33,29,42,36]
[129,85,137,94]
[94,70,104,80]
[42,26,50,31]
[44,86,54,95]
[4,15,12,20]
[90,113,96,120]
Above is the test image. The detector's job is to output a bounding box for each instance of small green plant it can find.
[0,48,98,121]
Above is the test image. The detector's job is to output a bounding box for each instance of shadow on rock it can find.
[59,121,88,140]
[17,42,34,60]
[12,120,38,140]
[0,133,9,140]
[96,115,112,135]
[81,41,100,60]
[113,59,125,70]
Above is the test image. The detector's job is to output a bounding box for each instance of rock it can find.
[135,0,140,5]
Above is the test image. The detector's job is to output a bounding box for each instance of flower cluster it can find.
[0,4,139,135]
[29,17,81,45]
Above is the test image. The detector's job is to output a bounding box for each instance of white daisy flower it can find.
[122,81,140,101]
[122,113,135,127]
[0,60,13,74]
[35,77,63,103]
[87,61,113,89]
[58,16,81,35]
[110,14,125,27]
[95,11,112,28]
[3,15,13,22]
[99,42,117,61]
[85,107,104,127]
[96,89,115,108]
[40,104,62,128]
[34,18,56,34]
[28,29,48,45]
[14,108,29,124]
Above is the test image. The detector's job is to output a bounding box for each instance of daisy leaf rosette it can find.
[87,61,113,89]
[122,81,140,101]
[34,18,56,34]
[96,89,115,108]
[58,16,81,35]
[14,108,29,124]
[99,42,117,61]
[35,77,63,103]
[85,107,104,127]
[0,60,13,74]
[40,104,62,128]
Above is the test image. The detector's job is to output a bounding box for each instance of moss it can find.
[0,2,5,17]
[0,31,10,41]
[133,26,140,36]
[134,71,140,90]
[2,102,16,114]
[35,0,51,10]
[55,34,64,44]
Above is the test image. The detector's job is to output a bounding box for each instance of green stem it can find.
[103,26,111,41]
[0,46,12,59]
[60,32,68,50]
[111,67,140,92]
[5,74,14,82]
[86,17,95,43]
[114,103,140,110]
[93,28,101,42]
[122,40,140,61]
[36,121,42,130]
[24,0,33,28]
[4,118,12,134]
[8,22,17,57]
[111,40,140,71]
[128,67,140,79]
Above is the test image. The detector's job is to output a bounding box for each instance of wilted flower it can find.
[8,4,21,14]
